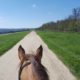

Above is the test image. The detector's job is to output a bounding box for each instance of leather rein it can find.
[18,61,31,80]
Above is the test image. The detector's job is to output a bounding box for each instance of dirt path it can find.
[0,31,76,80]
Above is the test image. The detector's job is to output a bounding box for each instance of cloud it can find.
[47,12,53,15]
[0,17,3,19]
[0,17,7,23]
[32,4,37,8]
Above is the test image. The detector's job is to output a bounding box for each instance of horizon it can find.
[0,0,80,29]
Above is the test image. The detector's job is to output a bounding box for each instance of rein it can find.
[19,61,31,80]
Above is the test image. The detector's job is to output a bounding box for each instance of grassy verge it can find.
[0,31,28,56]
[37,31,80,80]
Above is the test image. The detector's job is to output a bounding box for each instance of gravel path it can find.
[0,31,76,80]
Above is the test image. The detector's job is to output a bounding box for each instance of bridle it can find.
[19,60,31,80]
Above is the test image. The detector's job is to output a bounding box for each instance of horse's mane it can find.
[31,58,49,80]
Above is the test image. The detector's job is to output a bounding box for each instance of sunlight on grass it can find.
[38,31,80,80]
[0,31,28,56]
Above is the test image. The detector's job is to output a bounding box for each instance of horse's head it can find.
[18,45,49,80]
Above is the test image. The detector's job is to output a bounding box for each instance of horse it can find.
[18,45,49,80]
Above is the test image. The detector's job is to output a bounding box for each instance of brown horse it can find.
[18,45,49,80]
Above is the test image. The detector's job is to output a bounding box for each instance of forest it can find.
[38,7,80,32]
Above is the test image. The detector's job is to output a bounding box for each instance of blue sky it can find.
[0,0,80,28]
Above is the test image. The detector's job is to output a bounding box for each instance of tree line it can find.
[38,7,80,32]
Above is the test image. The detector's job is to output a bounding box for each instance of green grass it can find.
[0,31,28,56]
[37,31,80,80]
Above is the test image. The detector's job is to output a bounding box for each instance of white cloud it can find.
[0,17,7,23]
[48,12,52,15]
[0,17,3,19]
[32,4,37,8]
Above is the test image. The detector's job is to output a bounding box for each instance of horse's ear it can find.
[18,45,26,63]
[35,45,43,62]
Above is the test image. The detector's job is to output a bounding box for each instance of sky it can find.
[0,0,80,29]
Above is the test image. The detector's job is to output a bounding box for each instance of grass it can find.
[0,31,28,56]
[37,31,80,80]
